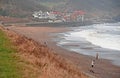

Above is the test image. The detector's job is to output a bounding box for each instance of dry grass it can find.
[0,26,90,78]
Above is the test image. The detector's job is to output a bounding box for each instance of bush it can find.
[0,8,9,16]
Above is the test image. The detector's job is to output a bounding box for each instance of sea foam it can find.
[63,22,120,51]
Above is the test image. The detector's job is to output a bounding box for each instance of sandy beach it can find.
[6,26,120,78]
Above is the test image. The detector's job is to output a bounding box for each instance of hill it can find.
[0,26,90,78]
[0,0,49,17]
[0,0,120,19]
[67,0,120,18]
[36,0,120,19]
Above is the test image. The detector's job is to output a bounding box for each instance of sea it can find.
[54,22,120,66]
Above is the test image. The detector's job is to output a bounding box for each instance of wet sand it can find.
[7,26,120,78]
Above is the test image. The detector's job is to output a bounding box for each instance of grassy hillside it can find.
[0,26,91,78]
[0,29,21,78]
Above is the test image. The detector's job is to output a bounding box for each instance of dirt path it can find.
[7,26,120,78]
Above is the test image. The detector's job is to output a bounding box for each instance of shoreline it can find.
[54,27,120,67]
[6,26,120,78]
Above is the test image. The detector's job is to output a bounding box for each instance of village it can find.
[32,10,85,23]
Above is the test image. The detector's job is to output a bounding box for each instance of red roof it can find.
[52,11,62,15]
[74,10,85,15]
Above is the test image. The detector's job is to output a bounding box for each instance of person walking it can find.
[96,53,99,60]
[91,60,95,67]
[90,60,95,73]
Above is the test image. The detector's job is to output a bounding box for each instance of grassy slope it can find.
[0,30,21,78]
[0,26,90,78]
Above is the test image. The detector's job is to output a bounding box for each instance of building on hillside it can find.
[32,10,85,23]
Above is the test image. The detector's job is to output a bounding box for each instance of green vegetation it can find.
[0,8,27,18]
[0,30,22,78]
[0,8,9,16]
[39,2,66,8]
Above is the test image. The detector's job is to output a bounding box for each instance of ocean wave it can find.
[62,22,120,51]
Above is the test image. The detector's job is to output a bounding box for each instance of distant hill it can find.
[52,0,120,19]
[36,0,66,2]
[37,0,120,19]
[0,0,120,19]
[0,0,49,17]
[67,0,120,16]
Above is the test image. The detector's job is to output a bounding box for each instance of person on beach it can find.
[90,60,95,73]
[44,42,47,47]
[96,53,99,60]
[91,60,95,67]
